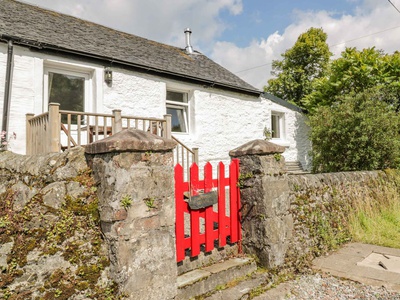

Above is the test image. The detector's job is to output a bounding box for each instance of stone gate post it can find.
[85,129,177,300]
[230,139,293,268]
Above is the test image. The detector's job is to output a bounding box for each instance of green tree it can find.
[304,47,400,111]
[264,27,332,108]
[309,90,400,173]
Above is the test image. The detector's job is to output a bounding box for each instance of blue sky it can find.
[219,1,357,47]
[21,0,400,89]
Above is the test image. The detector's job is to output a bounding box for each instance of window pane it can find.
[48,72,85,124]
[167,91,186,103]
[271,115,280,138]
[167,107,187,132]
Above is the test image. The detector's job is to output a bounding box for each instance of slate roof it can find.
[262,92,306,113]
[0,0,260,95]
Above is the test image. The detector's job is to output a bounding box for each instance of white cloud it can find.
[211,0,400,89]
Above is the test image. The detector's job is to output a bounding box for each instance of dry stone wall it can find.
[232,139,400,271]
[286,170,398,270]
[0,147,117,299]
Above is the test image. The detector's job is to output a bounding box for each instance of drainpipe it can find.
[2,40,13,146]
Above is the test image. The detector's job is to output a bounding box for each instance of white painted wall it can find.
[175,92,311,171]
[0,43,311,170]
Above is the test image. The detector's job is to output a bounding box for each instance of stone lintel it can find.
[85,129,176,154]
[229,139,285,157]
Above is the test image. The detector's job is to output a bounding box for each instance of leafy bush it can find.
[309,91,400,172]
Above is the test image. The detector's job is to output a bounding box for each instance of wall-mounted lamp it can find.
[104,67,112,85]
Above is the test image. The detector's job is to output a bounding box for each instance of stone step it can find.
[204,271,269,300]
[177,257,257,299]
[285,161,307,174]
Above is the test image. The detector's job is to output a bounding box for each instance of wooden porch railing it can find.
[172,136,198,178]
[26,103,172,155]
[26,103,199,170]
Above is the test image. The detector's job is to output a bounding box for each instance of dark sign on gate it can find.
[187,191,218,210]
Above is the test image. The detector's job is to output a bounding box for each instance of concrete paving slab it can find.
[312,243,400,292]
[358,252,400,273]
[313,253,364,271]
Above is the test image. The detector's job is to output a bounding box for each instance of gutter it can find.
[0,34,261,97]
[262,92,307,114]
[1,39,13,146]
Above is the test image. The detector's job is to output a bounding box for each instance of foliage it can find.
[304,47,400,111]
[309,90,400,172]
[264,27,332,108]
[263,126,272,140]
[143,197,156,209]
[348,170,400,248]
[237,172,254,188]
[121,195,133,209]
[0,131,16,151]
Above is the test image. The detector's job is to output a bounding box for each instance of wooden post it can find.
[112,109,122,134]
[48,103,60,153]
[163,114,172,139]
[25,113,34,155]
[193,147,199,165]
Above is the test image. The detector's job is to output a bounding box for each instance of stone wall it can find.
[231,139,400,270]
[0,147,117,299]
[230,139,292,268]
[286,170,399,270]
[0,129,179,299]
[85,129,177,300]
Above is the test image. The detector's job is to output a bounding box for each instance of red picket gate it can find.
[175,159,242,262]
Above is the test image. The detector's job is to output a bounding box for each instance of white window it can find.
[271,112,285,139]
[44,66,92,124]
[166,90,189,133]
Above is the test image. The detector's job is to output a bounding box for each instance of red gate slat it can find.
[218,162,227,247]
[190,163,201,257]
[174,164,185,262]
[229,160,238,242]
[204,162,214,252]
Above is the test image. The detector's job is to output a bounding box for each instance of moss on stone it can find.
[0,161,122,299]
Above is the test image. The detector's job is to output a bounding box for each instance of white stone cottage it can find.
[0,0,311,170]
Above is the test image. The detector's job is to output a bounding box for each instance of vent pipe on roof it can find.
[184,28,194,54]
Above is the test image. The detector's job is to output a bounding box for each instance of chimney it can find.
[184,28,194,54]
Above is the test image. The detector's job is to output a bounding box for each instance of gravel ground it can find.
[283,273,400,300]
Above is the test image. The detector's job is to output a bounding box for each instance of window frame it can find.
[43,65,92,114]
[271,111,286,140]
[166,90,190,134]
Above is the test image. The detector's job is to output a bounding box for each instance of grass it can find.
[349,201,400,248]
[348,170,400,249]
